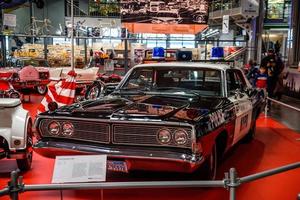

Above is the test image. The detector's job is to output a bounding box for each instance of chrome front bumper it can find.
[33,139,204,172]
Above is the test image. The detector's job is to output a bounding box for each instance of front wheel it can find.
[193,144,218,180]
[36,85,48,95]
[202,144,218,180]
[17,120,33,171]
[242,122,256,143]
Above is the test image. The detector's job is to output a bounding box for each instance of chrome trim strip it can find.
[33,140,203,164]
[36,115,194,127]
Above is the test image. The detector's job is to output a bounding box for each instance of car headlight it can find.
[48,121,60,135]
[62,122,74,136]
[157,129,172,144]
[174,129,188,145]
[9,92,20,99]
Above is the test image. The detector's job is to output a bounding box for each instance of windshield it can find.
[120,67,222,96]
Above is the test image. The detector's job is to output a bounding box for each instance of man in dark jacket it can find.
[260,49,283,98]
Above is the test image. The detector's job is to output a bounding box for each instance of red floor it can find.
[1,96,300,200]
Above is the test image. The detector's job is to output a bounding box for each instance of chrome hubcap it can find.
[37,85,47,94]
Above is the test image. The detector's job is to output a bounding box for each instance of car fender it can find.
[9,106,30,151]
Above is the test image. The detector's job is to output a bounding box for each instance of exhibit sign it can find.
[3,14,16,27]
[121,0,208,34]
[52,155,107,183]
[241,0,259,17]
[222,15,230,34]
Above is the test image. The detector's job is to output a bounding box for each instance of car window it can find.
[121,67,222,96]
[226,70,246,94]
[123,69,153,90]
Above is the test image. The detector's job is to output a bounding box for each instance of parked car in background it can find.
[48,65,99,94]
[0,98,33,171]
[85,73,122,100]
[0,79,21,99]
[0,72,21,99]
[3,57,50,94]
[33,62,266,179]
[151,11,182,24]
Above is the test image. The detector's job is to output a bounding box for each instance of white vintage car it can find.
[0,98,33,171]
[48,66,100,92]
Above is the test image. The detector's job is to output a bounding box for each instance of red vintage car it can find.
[2,58,50,94]
[0,77,20,99]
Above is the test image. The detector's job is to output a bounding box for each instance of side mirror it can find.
[234,89,244,99]
[85,81,105,100]
[245,87,255,97]
[104,83,119,95]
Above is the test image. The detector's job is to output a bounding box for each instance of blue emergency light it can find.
[152,47,165,59]
[210,47,224,60]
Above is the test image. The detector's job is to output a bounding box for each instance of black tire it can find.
[200,144,218,180]
[17,120,33,171]
[85,82,103,100]
[242,122,256,143]
[36,85,48,95]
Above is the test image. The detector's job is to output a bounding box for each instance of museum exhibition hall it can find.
[0,0,300,199]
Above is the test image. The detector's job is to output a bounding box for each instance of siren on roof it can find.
[176,50,192,61]
[210,47,224,60]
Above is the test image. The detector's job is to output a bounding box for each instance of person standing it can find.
[255,66,268,89]
[274,40,281,54]
[247,61,259,87]
[260,49,282,99]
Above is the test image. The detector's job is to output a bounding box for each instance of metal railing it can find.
[0,162,300,200]
[265,97,300,117]
[65,0,120,18]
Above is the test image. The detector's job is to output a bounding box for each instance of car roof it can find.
[134,62,233,71]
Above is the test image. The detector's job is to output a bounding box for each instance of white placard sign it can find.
[222,15,230,34]
[52,155,107,183]
[3,14,17,27]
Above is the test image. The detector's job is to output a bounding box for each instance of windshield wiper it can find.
[153,87,202,98]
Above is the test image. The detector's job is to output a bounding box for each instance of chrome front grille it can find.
[39,119,193,148]
[39,119,110,144]
[113,124,192,148]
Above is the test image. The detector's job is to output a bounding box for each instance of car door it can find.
[226,69,253,145]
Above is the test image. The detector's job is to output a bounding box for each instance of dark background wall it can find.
[292,0,300,64]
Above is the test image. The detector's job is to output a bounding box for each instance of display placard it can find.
[52,155,107,183]
[3,14,16,27]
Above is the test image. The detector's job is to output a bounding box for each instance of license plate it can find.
[107,160,128,173]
